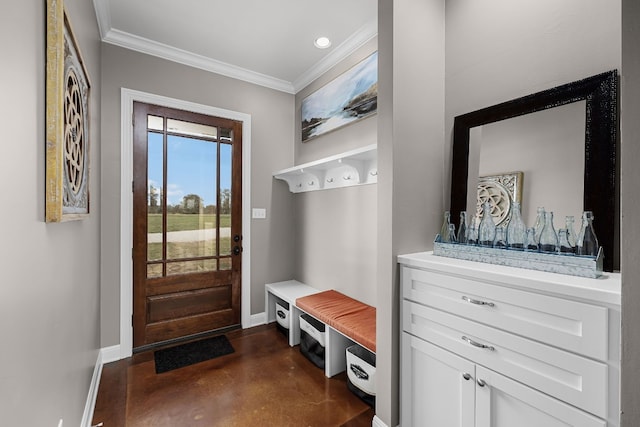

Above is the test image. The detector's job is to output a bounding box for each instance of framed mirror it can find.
[450,70,618,272]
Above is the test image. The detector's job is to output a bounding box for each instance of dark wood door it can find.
[132,102,242,350]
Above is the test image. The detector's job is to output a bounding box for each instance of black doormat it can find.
[154,335,235,374]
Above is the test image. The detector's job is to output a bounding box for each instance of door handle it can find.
[462,336,495,351]
[233,246,241,255]
[233,234,241,242]
[462,296,495,307]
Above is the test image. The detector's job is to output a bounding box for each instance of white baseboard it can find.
[81,350,103,427]
[249,311,266,327]
[372,415,390,427]
[80,345,122,427]
[101,344,122,364]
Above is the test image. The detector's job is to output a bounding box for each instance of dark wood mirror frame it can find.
[450,70,618,272]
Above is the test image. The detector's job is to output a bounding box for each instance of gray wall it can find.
[292,38,378,306]
[0,1,102,426]
[444,0,621,199]
[377,0,446,424]
[100,44,296,346]
[621,0,640,425]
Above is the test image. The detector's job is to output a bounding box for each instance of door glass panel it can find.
[220,127,232,142]
[219,257,232,271]
[167,259,217,276]
[219,142,232,260]
[147,131,163,261]
[147,115,164,131]
[166,134,218,267]
[167,118,217,139]
[147,263,162,278]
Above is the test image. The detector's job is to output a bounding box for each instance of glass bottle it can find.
[458,211,468,245]
[525,227,539,252]
[533,207,546,244]
[558,229,574,254]
[538,211,559,253]
[493,226,507,249]
[565,215,577,249]
[448,224,458,244]
[467,216,478,245]
[506,201,526,250]
[440,211,452,242]
[478,202,496,247]
[577,211,599,257]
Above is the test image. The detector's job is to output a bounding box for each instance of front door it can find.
[132,101,243,350]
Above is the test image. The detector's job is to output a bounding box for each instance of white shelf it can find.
[273,144,377,193]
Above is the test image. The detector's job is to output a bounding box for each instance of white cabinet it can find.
[399,252,620,427]
[475,365,605,427]
[401,334,475,427]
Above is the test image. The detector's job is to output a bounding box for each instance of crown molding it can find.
[92,0,111,40]
[92,0,377,94]
[292,19,378,93]
[102,29,296,94]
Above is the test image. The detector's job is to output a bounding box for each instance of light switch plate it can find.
[252,208,266,219]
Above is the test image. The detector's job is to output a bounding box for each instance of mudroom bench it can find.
[265,281,376,378]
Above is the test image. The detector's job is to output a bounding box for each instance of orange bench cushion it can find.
[296,290,376,352]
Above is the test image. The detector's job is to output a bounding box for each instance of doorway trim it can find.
[119,88,251,358]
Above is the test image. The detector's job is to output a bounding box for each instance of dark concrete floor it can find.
[92,324,375,426]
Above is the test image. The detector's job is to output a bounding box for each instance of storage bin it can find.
[275,300,290,335]
[299,313,326,369]
[346,344,376,407]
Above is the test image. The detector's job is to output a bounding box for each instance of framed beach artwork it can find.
[46,0,91,222]
[301,51,378,142]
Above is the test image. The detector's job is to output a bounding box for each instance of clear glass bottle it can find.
[558,229,574,254]
[533,207,546,244]
[494,226,507,249]
[577,211,599,257]
[538,211,559,253]
[440,211,452,242]
[478,202,496,247]
[458,211,468,245]
[565,215,577,249]
[467,216,478,245]
[525,227,539,252]
[448,224,457,244]
[506,201,526,250]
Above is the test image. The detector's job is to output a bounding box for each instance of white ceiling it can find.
[92,0,378,94]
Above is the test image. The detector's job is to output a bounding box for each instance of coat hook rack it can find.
[273,144,377,193]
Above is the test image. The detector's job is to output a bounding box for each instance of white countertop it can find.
[398,251,621,306]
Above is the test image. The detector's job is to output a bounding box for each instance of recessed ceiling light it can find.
[314,37,332,49]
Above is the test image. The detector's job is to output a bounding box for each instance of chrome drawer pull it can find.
[477,378,487,387]
[462,336,495,351]
[462,296,495,307]
[462,373,472,381]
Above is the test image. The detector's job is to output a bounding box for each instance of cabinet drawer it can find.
[402,266,608,360]
[403,300,608,419]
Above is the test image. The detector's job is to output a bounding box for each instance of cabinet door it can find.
[401,333,475,427]
[475,366,606,427]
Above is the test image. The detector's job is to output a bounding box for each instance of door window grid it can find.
[146,115,233,277]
